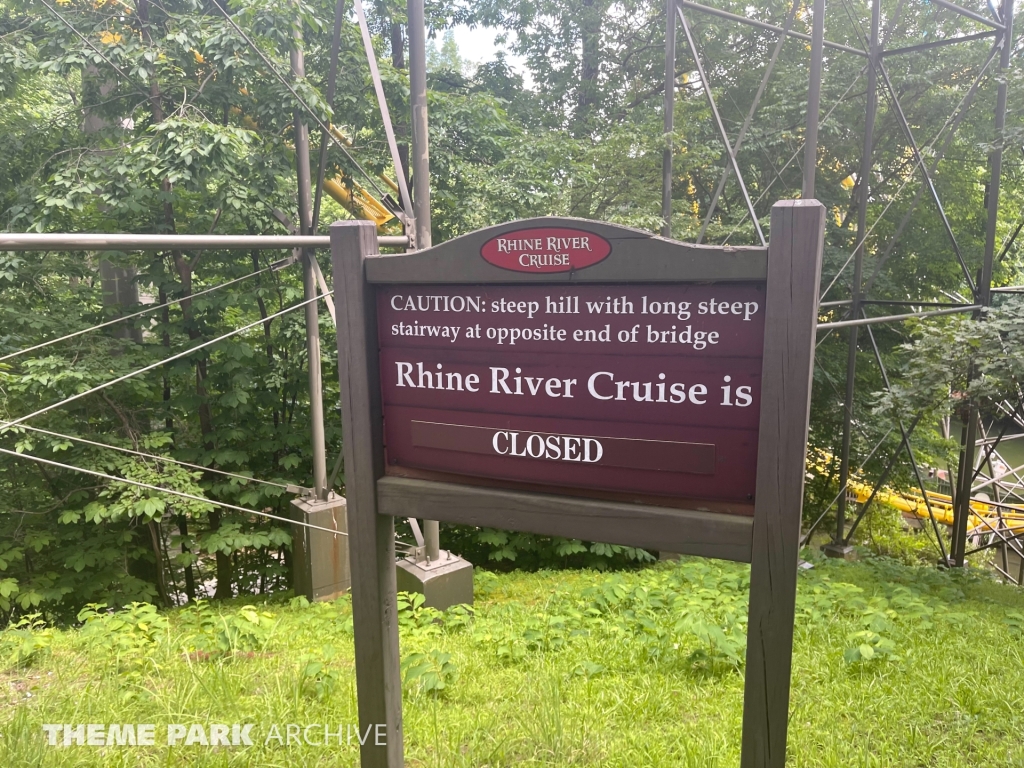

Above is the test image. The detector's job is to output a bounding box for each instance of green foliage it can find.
[0,613,53,669]
[76,601,168,680]
[4,559,1024,765]
[877,299,1024,424]
[443,524,656,571]
[1,0,1023,619]
[177,600,277,655]
[297,644,340,700]
[402,649,457,695]
[856,505,939,565]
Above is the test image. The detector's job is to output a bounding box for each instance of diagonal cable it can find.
[0,291,329,430]
[0,257,293,364]
[0,446,344,536]
[353,0,415,223]
[1,423,306,492]
[821,41,999,301]
[207,1,388,200]
[678,5,765,246]
[859,41,999,296]
[697,0,799,243]
[874,59,976,295]
[721,68,867,245]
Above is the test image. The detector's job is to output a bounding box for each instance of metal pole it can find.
[292,21,329,501]
[951,409,978,565]
[0,233,409,250]
[951,0,1013,565]
[662,0,675,237]
[832,0,878,551]
[982,0,1013,305]
[408,0,438,560]
[803,0,825,199]
[408,0,431,249]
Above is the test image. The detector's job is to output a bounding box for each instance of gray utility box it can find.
[396,550,474,610]
[291,494,350,602]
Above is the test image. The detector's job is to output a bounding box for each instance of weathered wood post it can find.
[331,220,404,768]
[741,200,824,768]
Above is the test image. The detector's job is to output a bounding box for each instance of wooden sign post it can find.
[331,200,825,768]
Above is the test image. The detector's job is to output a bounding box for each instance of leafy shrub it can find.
[441,524,655,571]
[402,649,457,696]
[0,613,53,669]
[77,602,167,657]
[176,601,277,655]
[298,645,340,700]
[856,505,938,565]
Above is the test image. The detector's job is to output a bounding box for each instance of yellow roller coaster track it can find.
[321,126,400,232]
[814,452,1024,537]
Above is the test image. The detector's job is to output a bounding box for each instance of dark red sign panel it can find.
[479,227,612,273]
[377,283,766,512]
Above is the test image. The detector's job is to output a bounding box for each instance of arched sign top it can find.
[364,215,769,285]
[479,226,612,273]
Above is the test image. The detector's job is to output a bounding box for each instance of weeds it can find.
[3,557,1024,766]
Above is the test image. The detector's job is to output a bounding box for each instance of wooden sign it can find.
[331,202,825,768]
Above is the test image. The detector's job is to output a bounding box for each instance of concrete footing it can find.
[822,542,856,560]
[290,494,350,602]
[396,550,473,609]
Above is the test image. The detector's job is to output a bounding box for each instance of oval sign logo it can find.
[480,227,612,273]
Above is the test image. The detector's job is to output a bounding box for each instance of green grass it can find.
[3,554,1024,767]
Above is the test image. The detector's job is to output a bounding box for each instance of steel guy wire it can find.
[800,424,896,545]
[352,0,415,222]
[0,291,330,431]
[818,41,1000,302]
[36,0,150,99]
[207,1,388,201]
[0,446,345,537]
[0,258,294,364]
[0,423,305,492]
[720,68,867,245]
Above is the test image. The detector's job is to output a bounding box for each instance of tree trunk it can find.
[574,0,604,132]
[147,520,170,607]
[176,514,197,602]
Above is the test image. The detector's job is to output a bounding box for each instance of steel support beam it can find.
[408,0,431,249]
[677,1,867,57]
[817,304,981,329]
[0,234,408,250]
[882,30,996,57]
[864,323,948,561]
[834,0,878,548]
[354,0,414,225]
[662,0,676,237]
[292,20,329,501]
[802,0,825,200]
[930,0,1004,31]
[951,0,1013,567]
[408,0,441,560]
[677,5,766,245]
[311,0,348,235]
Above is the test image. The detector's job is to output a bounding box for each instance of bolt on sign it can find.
[331,201,825,768]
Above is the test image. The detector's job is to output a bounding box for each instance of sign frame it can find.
[331,200,825,768]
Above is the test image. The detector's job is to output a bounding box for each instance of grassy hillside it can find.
[3,554,1024,767]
